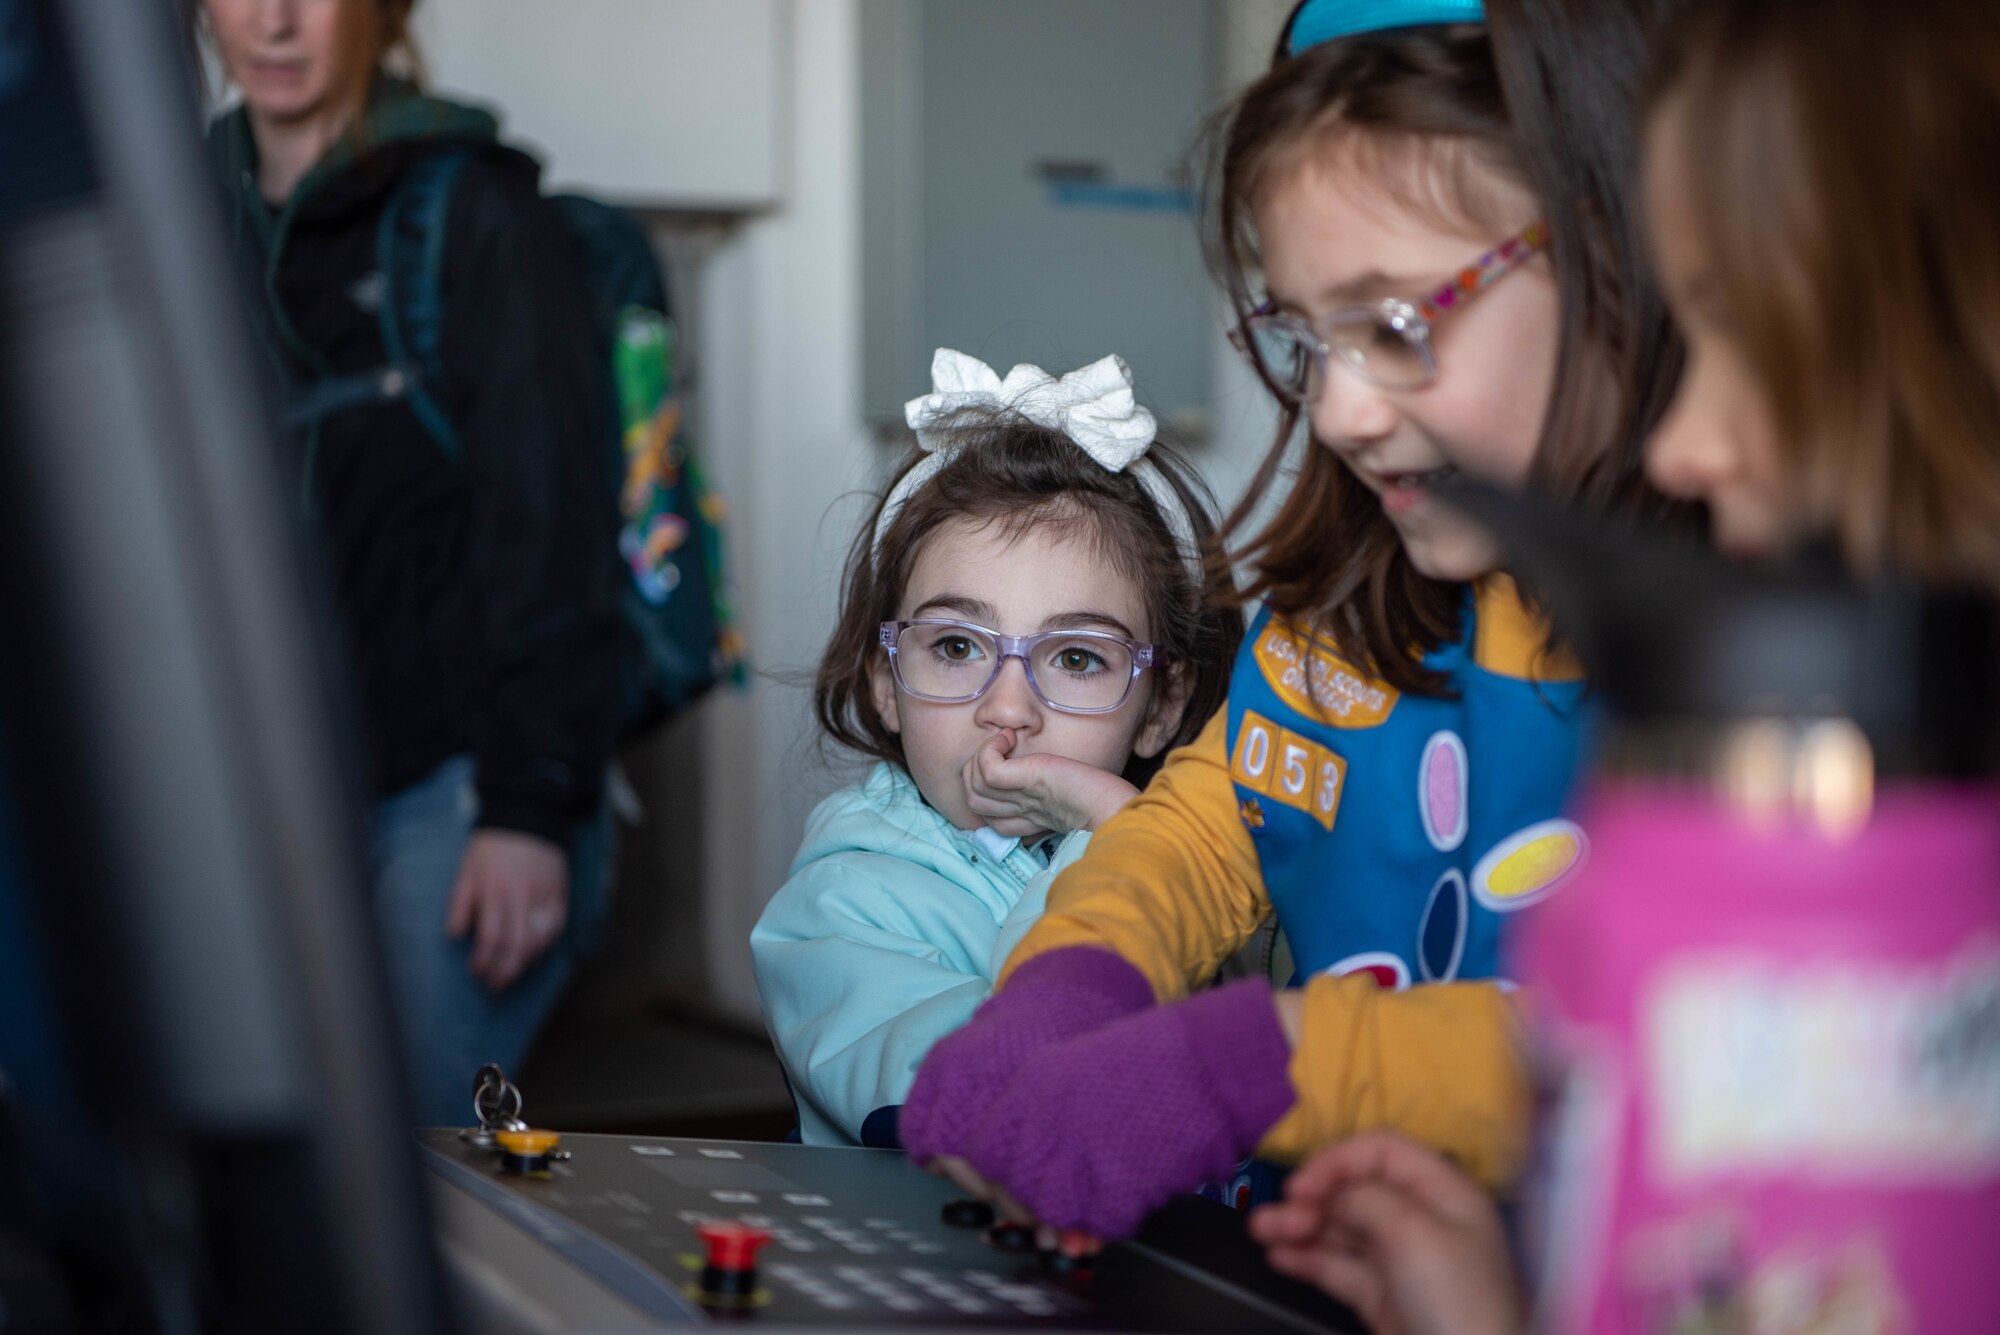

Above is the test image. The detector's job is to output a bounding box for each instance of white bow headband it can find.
[875,349,1206,587]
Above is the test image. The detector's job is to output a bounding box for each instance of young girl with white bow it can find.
[750,350,1241,1147]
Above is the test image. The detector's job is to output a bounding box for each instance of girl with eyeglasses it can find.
[749,351,1240,1147]
[901,0,1686,1243]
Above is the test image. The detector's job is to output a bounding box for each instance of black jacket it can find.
[210,85,623,844]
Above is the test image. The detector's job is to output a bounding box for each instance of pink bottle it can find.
[1511,554,2000,1333]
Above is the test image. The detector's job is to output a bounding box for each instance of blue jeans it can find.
[369,754,613,1127]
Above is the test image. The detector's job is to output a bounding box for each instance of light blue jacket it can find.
[750,762,1092,1146]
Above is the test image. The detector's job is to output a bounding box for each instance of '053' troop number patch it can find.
[1231,709,1345,831]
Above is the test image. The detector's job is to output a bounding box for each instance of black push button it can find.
[984,1221,1036,1252]
[943,1198,995,1228]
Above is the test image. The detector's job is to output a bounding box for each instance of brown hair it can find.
[1205,5,1686,694]
[1645,0,2000,587]
[814,412,1243,788]
[183,0,425,103]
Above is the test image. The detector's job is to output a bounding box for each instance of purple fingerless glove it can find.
[958,979,1296,1240]
[901,946,1155,1165]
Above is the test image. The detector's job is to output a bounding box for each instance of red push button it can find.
[696,1222,771,1270]
[695,1222,772,1301]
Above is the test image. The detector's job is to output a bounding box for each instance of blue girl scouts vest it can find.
[1207,580,1593,1210]
[1230,579,1592,987]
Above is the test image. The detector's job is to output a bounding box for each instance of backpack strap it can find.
[282,150,472,452]
[284,362,425,431]
[375,148,471,458]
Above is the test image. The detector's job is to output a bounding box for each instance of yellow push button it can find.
[495,1128,561,1156]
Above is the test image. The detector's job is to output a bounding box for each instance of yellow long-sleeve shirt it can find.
[1000,588,1567,1189]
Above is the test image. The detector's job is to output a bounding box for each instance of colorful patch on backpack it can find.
[1252,622,1398,728]
[1471,818,1587,911]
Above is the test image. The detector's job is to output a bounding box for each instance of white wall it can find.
[691,0,877,1024]
[414,0,785,209]
[1202,0,1304,539]
[1222,0,1304,87]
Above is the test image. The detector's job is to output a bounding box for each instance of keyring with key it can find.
[459,1063,527,1149]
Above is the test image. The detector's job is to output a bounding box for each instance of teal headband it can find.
[1283,0,1485,56]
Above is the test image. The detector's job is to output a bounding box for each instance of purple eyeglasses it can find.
[879,619,1157,714]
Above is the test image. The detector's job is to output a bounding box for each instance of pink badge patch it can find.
[1419,731,1470,852]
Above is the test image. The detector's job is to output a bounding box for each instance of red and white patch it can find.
[1319,950,1412,991]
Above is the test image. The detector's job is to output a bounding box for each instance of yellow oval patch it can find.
[1471,819,1587,912]
[1487,834,1578,898]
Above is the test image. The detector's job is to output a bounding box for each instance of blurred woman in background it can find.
[191,0,623,1125]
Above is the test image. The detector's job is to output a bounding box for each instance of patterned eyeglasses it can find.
[1229,220,1549,398]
